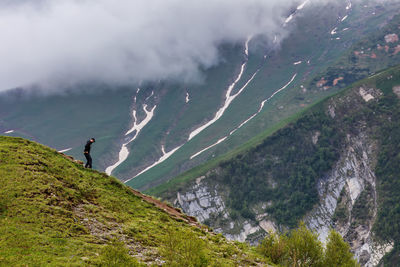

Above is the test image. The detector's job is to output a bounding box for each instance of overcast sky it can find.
[0,0,356,92]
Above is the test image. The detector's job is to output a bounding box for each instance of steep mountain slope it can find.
[0,136,266,266]
[156,65,400,266]
[2,1,400,190]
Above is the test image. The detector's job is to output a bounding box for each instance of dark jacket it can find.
[84,140,92,154]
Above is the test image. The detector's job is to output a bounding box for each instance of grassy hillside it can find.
[0,136,267,266]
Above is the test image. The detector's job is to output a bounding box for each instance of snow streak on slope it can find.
[125,104,156,136]
[188,37,253,141]
[284,0,310,25]
[4,130,14,134]
[285,14,295,24]
[58,148,72,153]
[331,1,353,37]
[190,73,297,159]
[190,137,228,159]
[106,90,156,175]
[145,91,154,101]
[297,0,310,10]
[186,92,190,103]
[127,1,313,179]
[125,38,256,181]
[125,145,183,183]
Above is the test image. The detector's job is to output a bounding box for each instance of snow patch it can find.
[285,14,294,24]
[129,37,255,179]
[145,91,154,101]
[331,27,338,35]
[126,144,183,182]
[106,103,156,175]
[4,130,14,134]
[190,137,227,160]
[58,148,72,153]
[190,73,297,159]
[188,37,254,141]
[185,92,190,103]
[125,104,156,136]
[341,15,348,22]
[297,0,310,10]
[284,0,310,26]
[293,61,302,65]
[244,36,250,57]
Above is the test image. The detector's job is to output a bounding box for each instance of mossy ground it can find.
[0,136,266,266]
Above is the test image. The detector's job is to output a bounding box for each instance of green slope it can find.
[127,1,400,190]
[154,64,400,264]
[1,1,400,192]
[0,136,267,266]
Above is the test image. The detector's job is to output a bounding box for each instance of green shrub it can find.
[324,230,359,267]
[99,240,142,267]
[258,232,288,265]
[160,227,208,267]
[258,224,359,267]
[285,223,323,267]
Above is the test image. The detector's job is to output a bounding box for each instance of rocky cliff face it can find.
[173,132,392,265]
[171,77,400,266]
[174,176,277,243]
[305,130,393,266]
[303,86,395,266]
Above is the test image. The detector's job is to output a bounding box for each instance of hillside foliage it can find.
[371,70,400,265]
[258,224,359,267]
[214,109,343,226]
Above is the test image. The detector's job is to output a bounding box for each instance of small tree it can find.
[324,230,359,267]
[258,231,288,265]
[258,224,359,267]
[286,223,324,267]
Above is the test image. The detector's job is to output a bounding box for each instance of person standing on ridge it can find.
[84,138,95,168]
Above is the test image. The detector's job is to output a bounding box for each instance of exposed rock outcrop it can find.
[170,81,398,266]
[304,131,393,266]
[174,178,228,223]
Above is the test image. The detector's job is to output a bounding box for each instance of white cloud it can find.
[0,0,371,92]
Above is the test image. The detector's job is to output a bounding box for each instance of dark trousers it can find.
[84,153,92,168]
